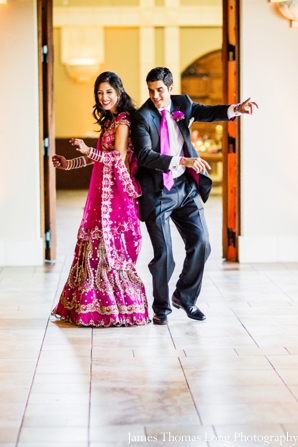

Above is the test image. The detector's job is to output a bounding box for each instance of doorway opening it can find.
[39,0,240,263]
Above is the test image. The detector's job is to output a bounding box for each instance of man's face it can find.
[147,80,173,109]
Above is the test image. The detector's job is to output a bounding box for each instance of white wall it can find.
[0,0,43,265]
[239,0,298,262]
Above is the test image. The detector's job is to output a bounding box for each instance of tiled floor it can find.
[1,190,298,447]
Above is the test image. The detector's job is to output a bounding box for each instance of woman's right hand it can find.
[52,154,68,169]
[69,138,90,155]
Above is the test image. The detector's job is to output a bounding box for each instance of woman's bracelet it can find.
[65,156,87,170]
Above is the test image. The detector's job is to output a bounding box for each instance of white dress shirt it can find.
[159,102,240,179]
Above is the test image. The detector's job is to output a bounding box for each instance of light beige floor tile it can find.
[40,344,90,353]
[33,373,90,384]
[91,324,160,339]
[0,317,47,330]
[267,355,298,369]
[281,424,298,436]
[91,368,185,387]
[91,384,192,408]
[247,300,293,308]
[234,308,298,318]
[255,336,298,348]
[191,385,296,404]
[24,403,88,417]
[38,350,91,360]
[213,423,286,439]
[92,337,175,349]
[27,393,89,405]
[18,444,86,447]
[276,370,298,385]
[0,350,40,359]
[285,347,298,355]
[243,326,298,338]
[206,301,251,309]
[185,369,283,387]
[0,404,25,427]
[0,329,45,340]
[198,403,298,425]
[174,336,257,349]
[0,387,29,403]
[30,382,90,394]
[181,355,272,371]
[89,424,145,443]
[0,359,37,373]
[169,324,247,338]
[18,427,88,443]
[0,373,33,386]
[92,356,180,371]
[0,427,19,443]
[130,348,185,358]
[288,386,298,400]
[90,403,199,426]
[22,413,89,427]
[235,347,289,356]
[42,338,91,348]
[92,348,133,359]
[35,362,90,374]
[184,348,238,357]
[37,356,90,369]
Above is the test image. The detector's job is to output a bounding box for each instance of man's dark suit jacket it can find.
[131,94,231,222]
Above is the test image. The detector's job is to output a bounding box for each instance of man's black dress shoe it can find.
[153,314,168,325]
[172,295,206,321]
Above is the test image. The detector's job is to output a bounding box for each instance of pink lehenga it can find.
[52,113,150,327]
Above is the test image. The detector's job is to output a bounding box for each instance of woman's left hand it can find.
[70,138,90,155]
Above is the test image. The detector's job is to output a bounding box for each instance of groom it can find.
[131,67,257,325]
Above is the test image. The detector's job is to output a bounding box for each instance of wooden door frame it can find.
[222,0,240,261]
[37,0,56,262]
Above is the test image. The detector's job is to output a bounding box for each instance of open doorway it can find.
[39,0,240,263]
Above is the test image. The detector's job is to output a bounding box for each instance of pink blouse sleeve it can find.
[115,112,131,129]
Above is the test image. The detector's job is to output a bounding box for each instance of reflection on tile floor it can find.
[1,191,298,446]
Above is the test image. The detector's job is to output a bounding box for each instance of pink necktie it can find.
[160,109,174,190]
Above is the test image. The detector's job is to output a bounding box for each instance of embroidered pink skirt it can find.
[52,238,150,327]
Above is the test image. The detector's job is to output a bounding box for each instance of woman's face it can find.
[97,82,118,114]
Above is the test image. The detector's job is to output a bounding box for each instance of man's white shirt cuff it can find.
[169,156,181,171]
[228,104,242,119]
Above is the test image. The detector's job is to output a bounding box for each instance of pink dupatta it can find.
[77,113,142,270]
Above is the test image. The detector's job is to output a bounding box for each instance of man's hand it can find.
[70,138,90,155]
[52,154,68,169]
[237,97,259,115]
[180,157,211,174]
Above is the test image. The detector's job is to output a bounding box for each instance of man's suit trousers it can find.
[145,173,211,317]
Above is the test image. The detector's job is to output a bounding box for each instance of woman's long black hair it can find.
[93,71,136,129]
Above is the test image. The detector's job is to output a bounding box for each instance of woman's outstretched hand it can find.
[52,154,68,169]
[70,138,90,155]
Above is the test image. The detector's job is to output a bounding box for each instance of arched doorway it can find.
[181,49,224,192]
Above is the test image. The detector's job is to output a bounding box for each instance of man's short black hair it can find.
[146,67,173,89]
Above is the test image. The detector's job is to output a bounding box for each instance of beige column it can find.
[139,27,155,105]
[164,26,181,93]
